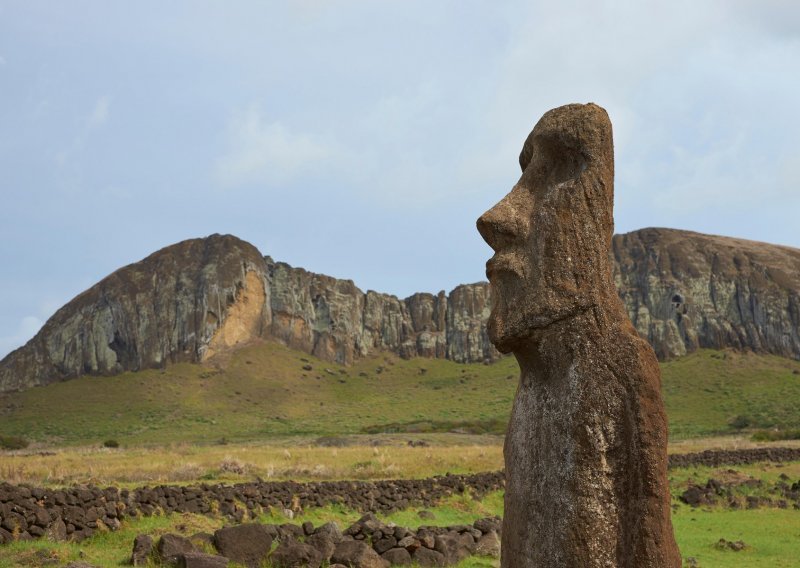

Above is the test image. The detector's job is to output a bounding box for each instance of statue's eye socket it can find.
[525,141,587,189]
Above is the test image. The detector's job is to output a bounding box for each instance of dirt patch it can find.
[204,271,266,361]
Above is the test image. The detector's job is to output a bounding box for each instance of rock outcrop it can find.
[612,227,800,359]
[1,226,799,392]
[0,235,500,392]
[0,235,271,392]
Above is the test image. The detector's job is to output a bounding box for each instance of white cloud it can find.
[215,105,333,188]
[88,95,111,127]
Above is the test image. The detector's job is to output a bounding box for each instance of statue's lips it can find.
[486,256,519,281]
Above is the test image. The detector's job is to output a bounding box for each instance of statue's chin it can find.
[487,314,516,355]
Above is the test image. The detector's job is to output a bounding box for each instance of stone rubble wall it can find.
[0,472,504,544]
[2,448,800,545]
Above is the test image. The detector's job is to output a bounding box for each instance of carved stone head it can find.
[476,103,616,354]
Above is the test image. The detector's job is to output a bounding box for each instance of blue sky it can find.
[1,1,799,358]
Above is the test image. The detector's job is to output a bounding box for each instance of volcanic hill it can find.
[1,228,799,393]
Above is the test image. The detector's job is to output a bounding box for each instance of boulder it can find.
[213,523,273,568]
[314,521,343,543]
[305,532,335,561]
[411,546,446,567]
[474,530,500,558]
[433,533,470,563]
[131,534,154,566]
[270,538,322,568]
[177,552,229,568]
[157,533,196,564]
[331,540,389,568]
[381,547,412,565]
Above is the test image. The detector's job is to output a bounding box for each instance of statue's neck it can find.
[513,305,619,379]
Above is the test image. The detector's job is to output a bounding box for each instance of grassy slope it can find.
[1,341,799,447]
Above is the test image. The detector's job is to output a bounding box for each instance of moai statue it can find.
[477,103,680,567]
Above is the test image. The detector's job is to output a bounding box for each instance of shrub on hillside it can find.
[103,439,120,448]
[751,429,800,442]
[729,415,751,430]
[0,435,29,450]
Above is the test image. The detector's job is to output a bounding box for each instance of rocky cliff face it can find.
[265,259,495,365]
[1,228,799,392]
[612,228,800,360]
[0,235,271,392]
[0,234,500,392]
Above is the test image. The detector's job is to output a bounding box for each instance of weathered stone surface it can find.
[477,103,680,566]
[433,532,471,563]
[131,533,154,566]
[213,523,272,568]
[46,518,67,542]
[178,552,230,568]
[612,227,800,359]
[305,531,336,561]
[411,547,445,567]
[0,234,270,392]
[157,533,197,564]
[270,538,322,568]
[474,530,500,558]
[331,540,389,568]
[313,521,343,543]
[381,547,412,564]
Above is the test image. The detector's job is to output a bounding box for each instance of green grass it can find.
[0,492,505,568]
[672,507,800,567]
[1,480,798,567]
[661,350,800,439]
[0,343,799,447]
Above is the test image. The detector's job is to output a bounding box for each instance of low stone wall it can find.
[0,472,503,544]
[2,447,799,544]
[128,513,502,567]
[667,447,800,468]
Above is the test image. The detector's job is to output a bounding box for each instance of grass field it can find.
[1,462,799,567]
[3,434,800,490]
[1,343,799,566]
[1,341,799,448]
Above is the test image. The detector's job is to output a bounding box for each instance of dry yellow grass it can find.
[4,433,799,489]
[0,434,504,488]
[667,435,800,454]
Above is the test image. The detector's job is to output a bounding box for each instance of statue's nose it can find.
[477,190,523,252]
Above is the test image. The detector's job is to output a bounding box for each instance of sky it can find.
[1,1,799,358]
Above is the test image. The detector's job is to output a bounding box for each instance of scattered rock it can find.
[177,552,230,568]
[412,546,446,567]
[331,540,390,568]
[213,523,273,568]
[157,533,197,564]
[381,547,412,565]
[715,538,747,551]
[131,534,154,566]
[474,530,500,558]
[306,532,336,561]
[270,538,322,568]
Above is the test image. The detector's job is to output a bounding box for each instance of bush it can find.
[751,429,800,442]
[729,415,751,430]
[103,439,120,448]
[0,435,29,450]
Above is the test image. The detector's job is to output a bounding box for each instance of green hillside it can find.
[1,341,798,447]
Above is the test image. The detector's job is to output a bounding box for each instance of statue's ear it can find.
[519,134,587,187]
